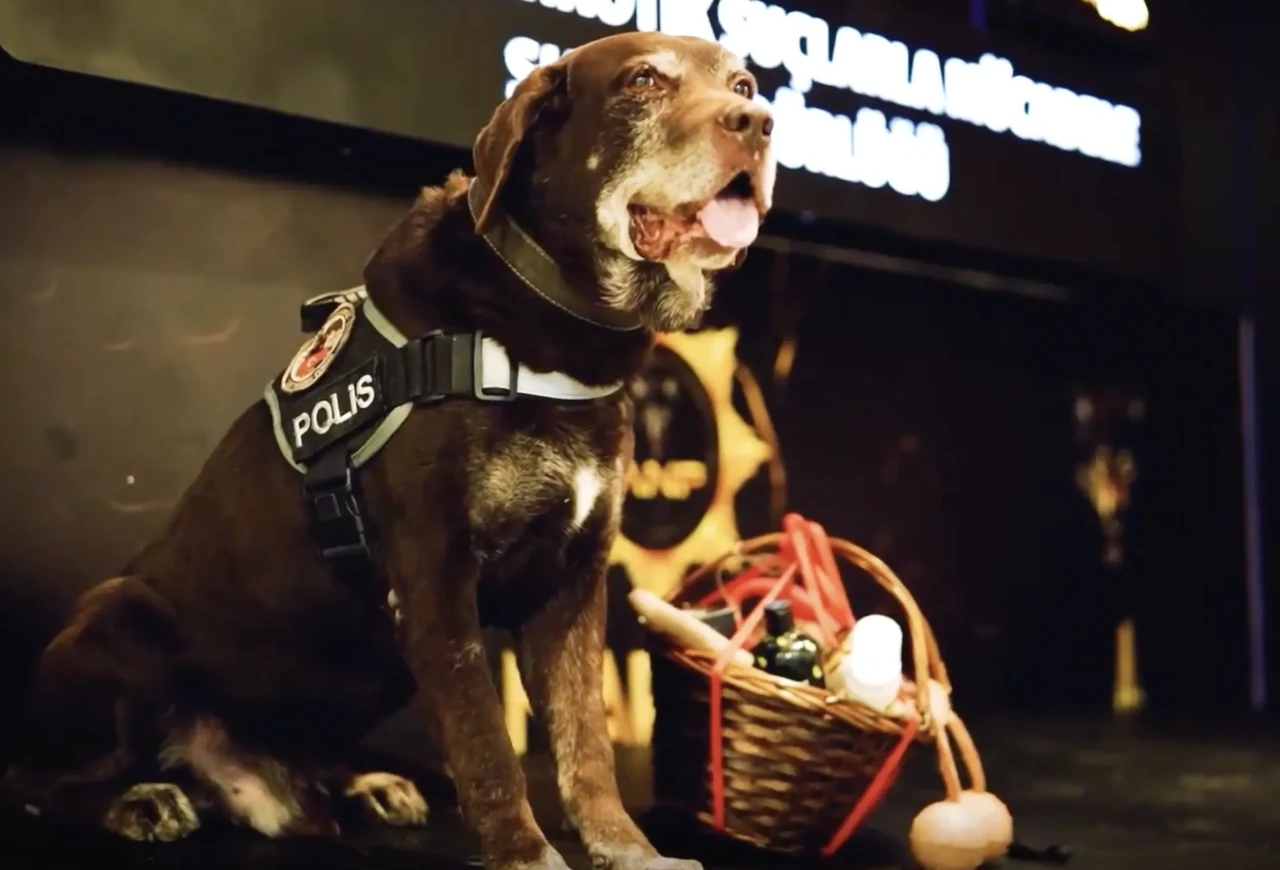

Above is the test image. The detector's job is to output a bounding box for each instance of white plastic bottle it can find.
[838,614,904,711]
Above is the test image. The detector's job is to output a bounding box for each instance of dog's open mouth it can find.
[628,172,762,261]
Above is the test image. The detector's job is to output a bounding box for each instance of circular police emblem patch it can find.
[280,301,356,394]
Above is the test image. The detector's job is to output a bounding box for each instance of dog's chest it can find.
[468,430,622,624]
[565,465,606,528]
[468,430,620,541]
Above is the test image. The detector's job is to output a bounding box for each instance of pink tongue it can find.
[696,198,759,249]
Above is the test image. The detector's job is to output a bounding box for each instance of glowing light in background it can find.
[1082,0,1150,33]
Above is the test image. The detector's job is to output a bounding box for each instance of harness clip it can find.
[303,455,373,567]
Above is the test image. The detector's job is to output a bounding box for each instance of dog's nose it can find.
[720,104,773,149]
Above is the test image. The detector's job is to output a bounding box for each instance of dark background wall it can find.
[1158,0,1280,709]
[0,0,1276,762]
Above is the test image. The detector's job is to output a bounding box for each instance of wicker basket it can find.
[646,514,951,856]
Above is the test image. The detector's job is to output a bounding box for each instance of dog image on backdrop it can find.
[1,31,775,870]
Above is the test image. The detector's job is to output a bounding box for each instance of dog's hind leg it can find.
[161,716,341,838]
[4,766,202,843]
[4,576,203,843]
[100,782,201,842]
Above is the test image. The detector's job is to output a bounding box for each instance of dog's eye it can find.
[628,67,659,92]
[732,78,755,98]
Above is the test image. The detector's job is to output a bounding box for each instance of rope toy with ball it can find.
[908,679,1014,870]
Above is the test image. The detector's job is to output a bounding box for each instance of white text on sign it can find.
[503,0,1143,204]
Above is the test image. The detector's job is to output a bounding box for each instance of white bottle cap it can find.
[849,614,903,675]
[840,614,904,710]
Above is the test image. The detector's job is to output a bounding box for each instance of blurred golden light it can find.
[610,328,772,600]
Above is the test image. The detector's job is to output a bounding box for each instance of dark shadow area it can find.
[4,718,1279,869]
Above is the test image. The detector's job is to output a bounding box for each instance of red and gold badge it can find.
[280,301,356,394]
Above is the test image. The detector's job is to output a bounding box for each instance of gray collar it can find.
[466,178,643,332]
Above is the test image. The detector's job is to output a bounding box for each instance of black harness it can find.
[265,180,641,589]
[264,287,524,584]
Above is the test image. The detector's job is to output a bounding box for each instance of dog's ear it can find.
[472,63,566,234]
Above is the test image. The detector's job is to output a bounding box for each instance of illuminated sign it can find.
[505,0,1143,204]
[0,0,1170,279]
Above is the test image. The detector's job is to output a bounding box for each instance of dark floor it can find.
[3,716,1278,869]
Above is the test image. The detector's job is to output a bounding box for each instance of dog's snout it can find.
[719,104,773,147]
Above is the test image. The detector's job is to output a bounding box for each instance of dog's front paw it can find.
[344,772,428,827]
[503,844,574,870]
[102,782,201,843]
[589,844,702,870]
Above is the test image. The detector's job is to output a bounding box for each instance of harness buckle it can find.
[421,331,478,401]
[303,453,373,568]
[407,332,517,403]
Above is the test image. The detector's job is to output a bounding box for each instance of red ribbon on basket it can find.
[702,513,920,857]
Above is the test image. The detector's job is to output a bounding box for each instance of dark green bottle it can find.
[751,600,825,687]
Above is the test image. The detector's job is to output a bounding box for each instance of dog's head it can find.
[472,32,775,332]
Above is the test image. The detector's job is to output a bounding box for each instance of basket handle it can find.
[678,529,847,649]
[676,531,789,601]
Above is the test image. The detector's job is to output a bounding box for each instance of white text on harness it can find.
[292,374,377,448]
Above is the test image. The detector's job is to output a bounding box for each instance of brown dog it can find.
[2,31,774,870]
